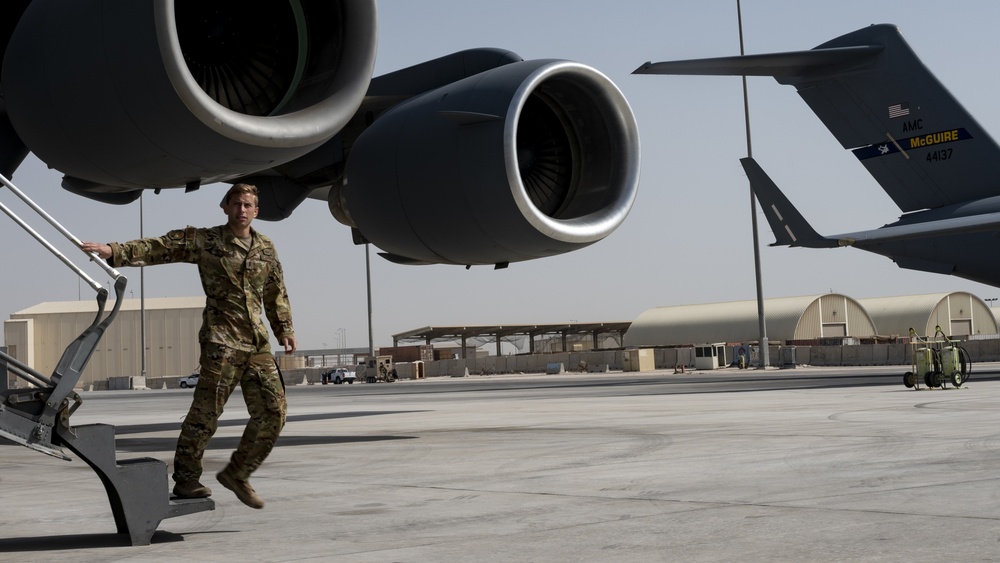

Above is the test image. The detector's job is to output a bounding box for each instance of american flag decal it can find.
[888,103,910,119]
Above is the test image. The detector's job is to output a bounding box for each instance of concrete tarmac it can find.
[2,366,1000,562]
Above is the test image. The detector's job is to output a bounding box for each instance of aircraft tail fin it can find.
[638,24,1000,212]
[740,157,835,248]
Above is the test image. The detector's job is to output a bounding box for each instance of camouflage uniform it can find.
[109,225,294,483]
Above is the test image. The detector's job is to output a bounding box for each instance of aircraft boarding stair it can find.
[0,174,213,545]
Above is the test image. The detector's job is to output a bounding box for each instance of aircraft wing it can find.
[0,1,640,268]
[637,24,1000,213]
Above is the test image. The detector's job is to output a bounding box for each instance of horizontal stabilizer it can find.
[740,157,834,248]
[633,45,882,77]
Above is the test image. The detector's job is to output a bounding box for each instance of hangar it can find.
[856,292,998,339]
[623,294,877,347]
[4,297,204,387]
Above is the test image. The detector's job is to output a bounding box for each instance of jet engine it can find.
[338,60,640,266]
[1,0,377,193]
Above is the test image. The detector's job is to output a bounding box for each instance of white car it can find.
[323,368,355,385]
[178,373,199,388]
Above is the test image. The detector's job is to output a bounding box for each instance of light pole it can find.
[738,0,769,369]
[366,244,374,358]
[139,192,147,379]
[341,328,348,365]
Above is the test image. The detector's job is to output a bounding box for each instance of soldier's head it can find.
[223,183,259,207]
[222,183,259,236]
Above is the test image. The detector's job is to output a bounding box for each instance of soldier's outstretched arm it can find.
[106,227,199,268]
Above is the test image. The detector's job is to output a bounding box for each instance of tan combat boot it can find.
[217,469,265,509]
[172,479,212,499]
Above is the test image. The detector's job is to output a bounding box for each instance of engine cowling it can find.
[340,59,640,266]
[2,0,377,190]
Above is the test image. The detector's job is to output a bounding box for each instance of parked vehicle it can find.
[322,368,355,385]
[178,373,199,388]
[361,355,396,383]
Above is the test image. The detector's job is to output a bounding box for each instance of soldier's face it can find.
[224,193,258,230]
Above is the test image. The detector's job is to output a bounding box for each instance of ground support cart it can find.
[902,326,971,390]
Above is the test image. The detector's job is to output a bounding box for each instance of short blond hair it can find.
[223,183,259,207]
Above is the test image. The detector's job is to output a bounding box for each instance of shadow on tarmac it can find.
[0,410,424,452]
[0,530,191,551]
[112,433,416,453]
[112,410,428,435]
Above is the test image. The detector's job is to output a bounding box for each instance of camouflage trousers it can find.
[173,342,286,483]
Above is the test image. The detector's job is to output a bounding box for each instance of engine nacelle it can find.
[2,0,377,190]
[341,59,640,266]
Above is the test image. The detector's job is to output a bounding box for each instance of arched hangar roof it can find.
[856,292,997,338]
[624,294,877,347]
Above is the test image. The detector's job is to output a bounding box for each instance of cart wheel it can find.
[903,372,915,388]
[951,372,963,388]
[924,373,933,387]
[932,371,944,388]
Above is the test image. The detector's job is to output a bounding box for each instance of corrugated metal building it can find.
[856,292,998,338]
[4,297,204,386]
[624,294,877,347]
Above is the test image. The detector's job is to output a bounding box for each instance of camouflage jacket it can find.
[109,225,294,353]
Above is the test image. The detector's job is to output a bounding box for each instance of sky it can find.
[4,0,1000,353]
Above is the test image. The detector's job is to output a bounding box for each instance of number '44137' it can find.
[926,148,952,162]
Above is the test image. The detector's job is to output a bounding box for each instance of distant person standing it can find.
[82,183,296,509]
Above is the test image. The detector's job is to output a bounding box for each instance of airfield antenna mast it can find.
[737,0,769,369]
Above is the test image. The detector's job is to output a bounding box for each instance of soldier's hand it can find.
[81,242,112,260]
[281,335,297,354]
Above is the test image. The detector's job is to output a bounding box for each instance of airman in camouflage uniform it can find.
[82,183,296,509]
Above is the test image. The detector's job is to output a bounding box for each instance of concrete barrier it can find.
[303,341,1000,383]
[78,338,1000,394]
[107,376,146,390]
